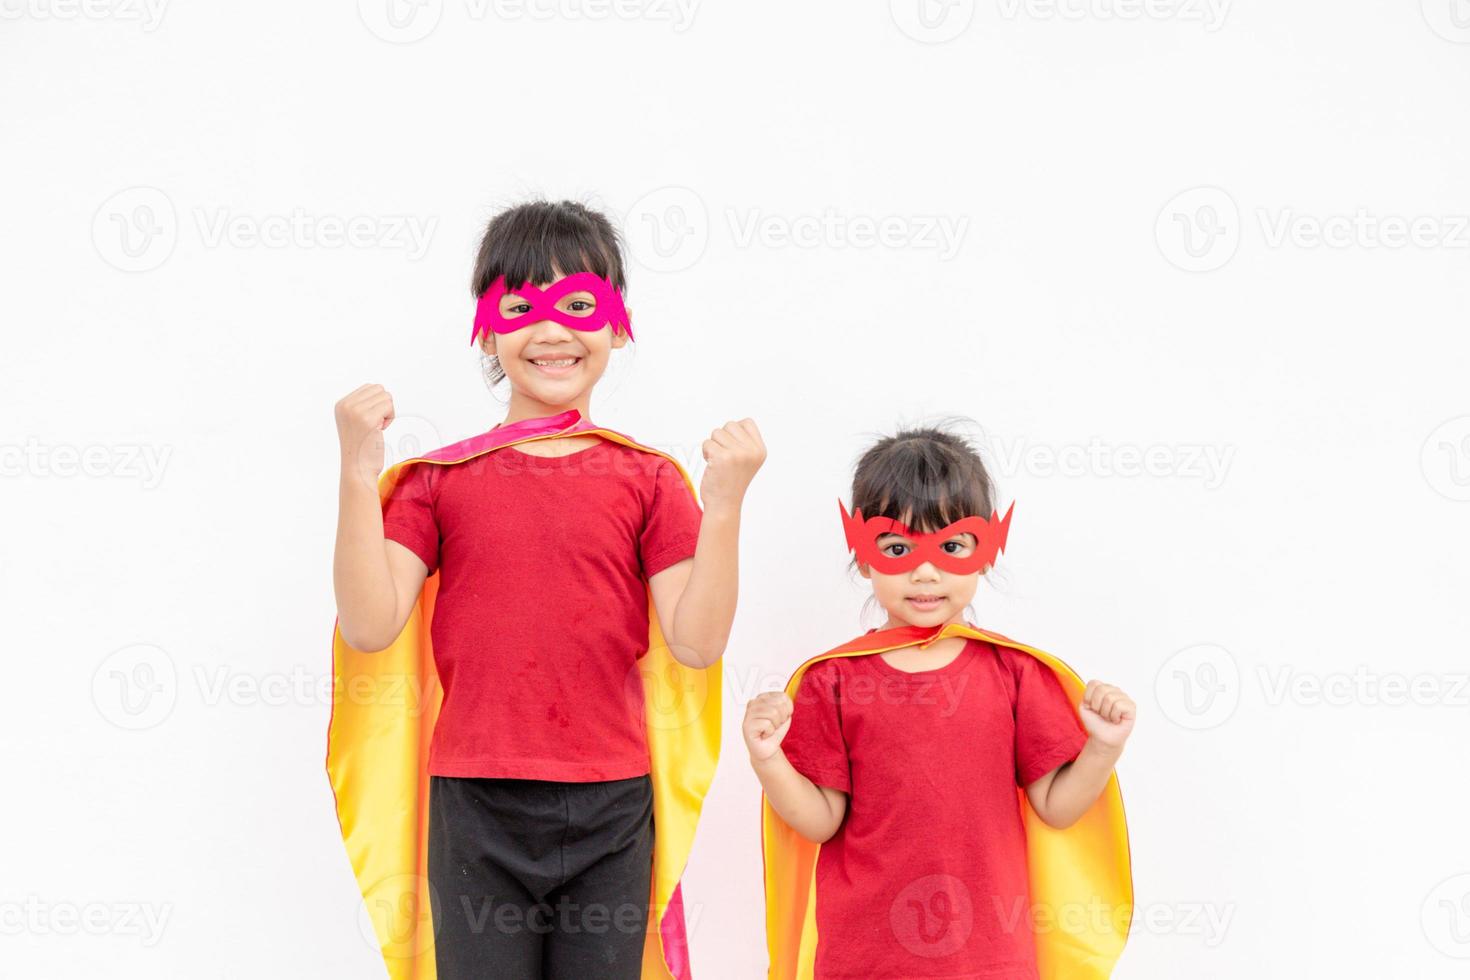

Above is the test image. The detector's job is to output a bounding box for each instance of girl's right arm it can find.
[333,384,428,653]
[744,692,848,843]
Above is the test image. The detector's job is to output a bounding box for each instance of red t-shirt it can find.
[380,438,701,781]
[779,636,1088,979]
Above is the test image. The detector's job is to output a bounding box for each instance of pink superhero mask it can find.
[471,272,633,344]
[839,499,1015,575]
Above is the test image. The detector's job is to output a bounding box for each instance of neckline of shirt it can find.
[496,439,612,467]
[864,636,979,680]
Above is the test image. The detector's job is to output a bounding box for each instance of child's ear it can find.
[479,333,497,357]
[610,305,633,348]
[857,562,871,580]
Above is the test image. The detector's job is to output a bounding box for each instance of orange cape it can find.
[761,621,1133,979]
[326,409,719,979]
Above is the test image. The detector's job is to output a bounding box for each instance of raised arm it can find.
[332,384,429,652]
[1024,680,1136,829]
[744,691,848,844]
[650,419,766,669]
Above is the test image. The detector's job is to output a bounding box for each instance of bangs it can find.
[851,423,996,534]
[472,201,626,298]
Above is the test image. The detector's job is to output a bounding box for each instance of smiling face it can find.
[477,270,630,414]
[859,515,983,629]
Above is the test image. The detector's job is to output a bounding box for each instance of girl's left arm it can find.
[650,419,765,669]
[1025,681,1137,829]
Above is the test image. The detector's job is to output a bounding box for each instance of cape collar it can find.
[826,620,978,657]
[411,408,596,465]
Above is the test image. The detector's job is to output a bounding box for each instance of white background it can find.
[5,0,1470,977]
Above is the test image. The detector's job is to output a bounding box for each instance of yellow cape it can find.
[327,411,720,979]
[761,621,1133,979]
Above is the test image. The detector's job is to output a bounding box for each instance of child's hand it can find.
[699,419,766,515]
[335,383,396,485]
[744,691,793,763]
[1078,681,1136,749]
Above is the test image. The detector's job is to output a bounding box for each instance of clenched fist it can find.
[335,383,396,485]
[1078,681,1137,749]
[743,690,794,763]
[699,418,766,514]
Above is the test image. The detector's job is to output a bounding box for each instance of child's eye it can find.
[881,543,910,558]
[508,303,531,316]
[941,537,974,555]
[566,300,594,313]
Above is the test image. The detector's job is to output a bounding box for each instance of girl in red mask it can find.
[746,422,1135,980]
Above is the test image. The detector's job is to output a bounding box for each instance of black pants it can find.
[427,773,655,979]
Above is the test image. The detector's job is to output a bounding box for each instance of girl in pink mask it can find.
[330,200,764,980]
[746,422,1136,980]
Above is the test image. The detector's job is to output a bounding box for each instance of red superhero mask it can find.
[471,272,633,344]
[839,500,1014,574]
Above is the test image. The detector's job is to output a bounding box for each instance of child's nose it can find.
[530,318,576,338]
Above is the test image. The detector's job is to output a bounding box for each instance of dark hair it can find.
[470,200,628,386]
[849,419,998,538]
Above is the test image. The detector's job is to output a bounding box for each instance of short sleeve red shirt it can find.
[380,439,701,781]
[779,636,1088,979]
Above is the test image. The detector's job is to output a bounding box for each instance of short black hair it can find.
[849,419,997,535]
[471,199,626,299]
